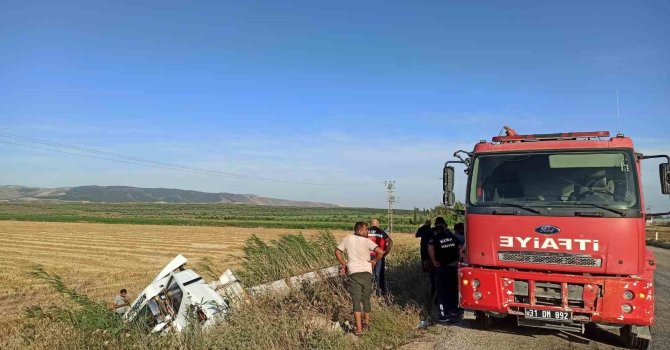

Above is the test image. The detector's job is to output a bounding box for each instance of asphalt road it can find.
[402,247,670,350]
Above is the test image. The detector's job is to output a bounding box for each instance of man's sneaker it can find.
[416,319,430,329]
[436,315,451,324]
[448,311,463,322]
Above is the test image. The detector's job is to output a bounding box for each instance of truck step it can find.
[517,316,584,334]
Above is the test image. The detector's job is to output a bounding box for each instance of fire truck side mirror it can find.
[660,163,670,195]
[443,165,455,207]
[444,192,456,207]
[443,165,455,192]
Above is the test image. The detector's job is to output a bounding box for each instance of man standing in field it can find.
[428,221,461,323]
[453,222,465,245]
[422,218,446,296]
[368,218,392,295]
[453,222,467,261]
[417,217,441,328]
[114,288,130,316]
[415,219,431,238]
[417,219,433,273]
[335,221,385,335]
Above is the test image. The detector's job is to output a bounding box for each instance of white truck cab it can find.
[123,255,230,332]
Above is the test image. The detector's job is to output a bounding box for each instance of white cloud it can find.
[0,130,468,208]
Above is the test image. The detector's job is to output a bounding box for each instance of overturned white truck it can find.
[123,255,338,333]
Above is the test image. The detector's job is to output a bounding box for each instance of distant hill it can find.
[0,185,338,207]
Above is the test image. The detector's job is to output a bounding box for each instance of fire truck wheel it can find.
[472,311,492,330]
[620,325,651,350]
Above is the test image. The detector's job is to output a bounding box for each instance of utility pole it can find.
[385,181,398,234]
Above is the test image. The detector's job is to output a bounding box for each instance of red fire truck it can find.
[442,127,670,349]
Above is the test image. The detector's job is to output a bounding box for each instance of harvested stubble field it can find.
[646,224,670,249]
[0,220,384,338]
[646,224,670,241]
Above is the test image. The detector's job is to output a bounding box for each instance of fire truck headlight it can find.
[621,304,633,314]
[623,290,634,300]
[472,279,480,288]
[463,279,469,286]
[473,291,482,300]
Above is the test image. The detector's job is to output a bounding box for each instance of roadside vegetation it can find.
[646,224,670,249]
[0,202,462,232]
[7,232,428,350]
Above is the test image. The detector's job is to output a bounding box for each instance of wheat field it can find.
[647,224,670,241]
[0,221,361,334]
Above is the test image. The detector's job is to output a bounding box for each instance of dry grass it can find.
[0,220,419,347]
[0,221,353,334]
[646,224,670,242]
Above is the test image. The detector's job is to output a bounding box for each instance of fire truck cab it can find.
[443,128,670,350]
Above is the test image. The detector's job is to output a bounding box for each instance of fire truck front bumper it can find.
[458,266,655,326]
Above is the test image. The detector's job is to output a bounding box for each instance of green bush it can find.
[0,202,425,232]
[24,266,127,335]
[237,232,337,285]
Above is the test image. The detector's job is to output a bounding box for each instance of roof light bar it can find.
[492,131,610,143]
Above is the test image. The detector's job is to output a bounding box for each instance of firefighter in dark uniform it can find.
[428,220,461,323]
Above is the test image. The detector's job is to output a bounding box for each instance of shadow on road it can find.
[384,247,631,349]
[451,316,627,349]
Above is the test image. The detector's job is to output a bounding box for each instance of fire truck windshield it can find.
[469,151,639,211]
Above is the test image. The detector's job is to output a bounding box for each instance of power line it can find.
[0,132,275,180]
[0,140,231,174]
[0,132,381,187]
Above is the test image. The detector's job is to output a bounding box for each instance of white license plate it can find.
[524,308,572,321]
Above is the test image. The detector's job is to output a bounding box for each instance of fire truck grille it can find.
[498,251,602,267]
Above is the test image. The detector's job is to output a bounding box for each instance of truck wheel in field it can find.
[620,325,651,350]
[472,311,492,330]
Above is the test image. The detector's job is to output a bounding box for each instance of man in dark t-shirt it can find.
[428,224,460,323]
[416,219,432,238]
[416,219,432,268]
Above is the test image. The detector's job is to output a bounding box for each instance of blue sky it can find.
[1,0,669,209]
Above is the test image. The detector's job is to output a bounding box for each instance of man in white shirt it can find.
[335,221,384,335]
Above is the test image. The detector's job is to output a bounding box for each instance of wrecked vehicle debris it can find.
[123,254,338,333]
[122,255,228,333]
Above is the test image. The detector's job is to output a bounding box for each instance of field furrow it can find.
[0,220,351,328]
